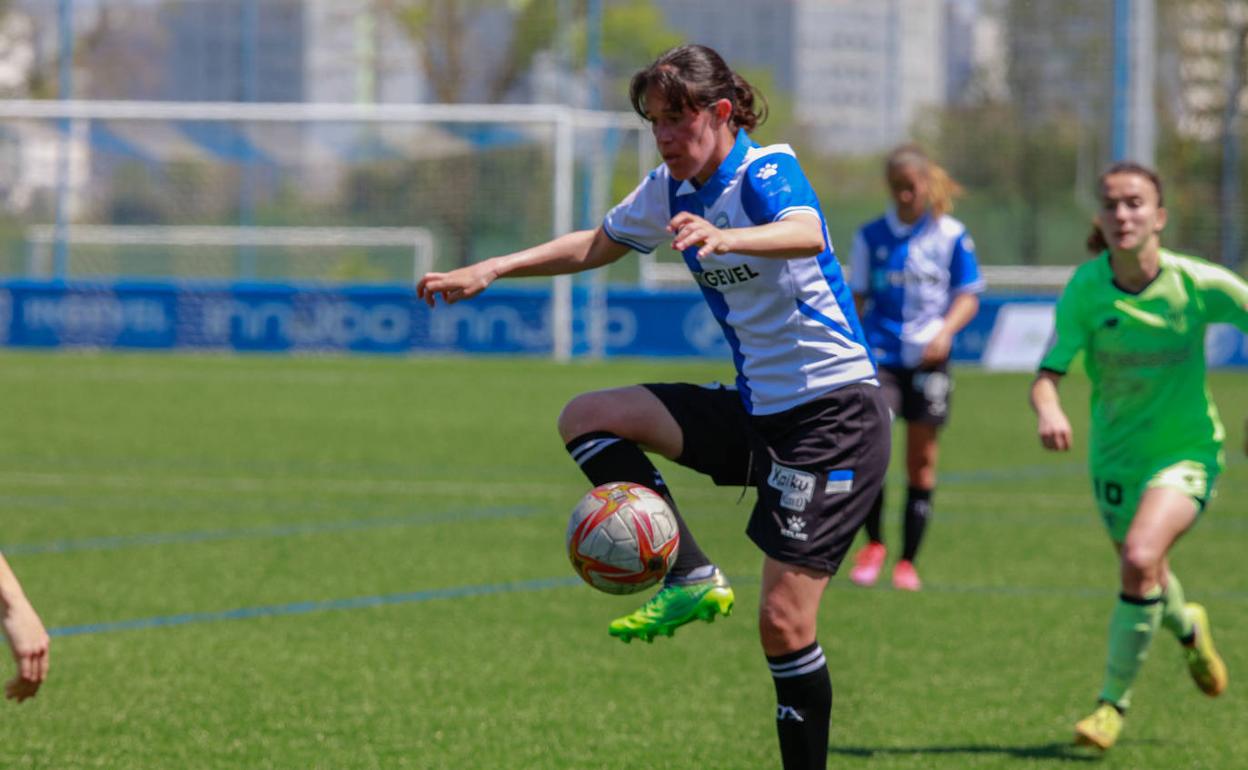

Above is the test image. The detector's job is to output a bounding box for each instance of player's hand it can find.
[1036,408,1073,452]
[416,262,497,307]
[3,598,49,703]
[919,332,953,369]
[668,212,734,259]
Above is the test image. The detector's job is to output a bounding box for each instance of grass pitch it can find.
[0,351,1244,769]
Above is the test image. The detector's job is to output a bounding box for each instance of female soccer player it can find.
[1,551,50,702]
[419,44,889,770]
[845,145,983,591]
[1030,161,1248,751]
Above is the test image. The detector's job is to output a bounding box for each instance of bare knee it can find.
[556,386,682,458]
[557,391,618,443]
[1119,540,1164,592]
[758,604,815,654]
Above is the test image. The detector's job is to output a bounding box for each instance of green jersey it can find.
[1039,248,1248,473]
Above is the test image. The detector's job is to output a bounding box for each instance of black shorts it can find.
[878,363,953,426]
[644,381,891,574]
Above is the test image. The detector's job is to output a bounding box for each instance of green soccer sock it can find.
[1160,570,1194,641]
[1098,587,1163,710]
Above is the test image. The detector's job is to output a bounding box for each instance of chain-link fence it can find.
[0,0,1245,281]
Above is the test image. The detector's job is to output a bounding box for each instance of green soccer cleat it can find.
[608,568,734,643]
[1183,603,1228,697]
[1074,702,1124,751]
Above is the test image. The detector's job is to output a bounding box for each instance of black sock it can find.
[565,431,711,577]
[862,488,885,544]
[768,642,831,770]
[901,486,933,562]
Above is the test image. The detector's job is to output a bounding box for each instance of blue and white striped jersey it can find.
[849,209,984,368]
[603,129,876,416]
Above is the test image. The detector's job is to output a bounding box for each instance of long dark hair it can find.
[628,44,768,133]
[1086,161,1165,254]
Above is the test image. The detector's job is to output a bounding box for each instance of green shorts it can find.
[1091,456,1223,543]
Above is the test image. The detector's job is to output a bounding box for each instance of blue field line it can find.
[0,505,543,556]
[48,574,1248,640]
[48,577,584,638]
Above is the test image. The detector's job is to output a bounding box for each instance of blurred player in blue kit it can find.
[846,145,984,591]
[419,44,889,770]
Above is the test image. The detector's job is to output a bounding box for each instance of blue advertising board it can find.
[1,279,1246,367]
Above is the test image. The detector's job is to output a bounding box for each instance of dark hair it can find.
[1086,161,1165,254]
[628,44,768,133]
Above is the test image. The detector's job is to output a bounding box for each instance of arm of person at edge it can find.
[669,211,825,260]
[920,291,981,369]
[1029,370,1073,452]
[416,228,627,307]
[0,553,49,703]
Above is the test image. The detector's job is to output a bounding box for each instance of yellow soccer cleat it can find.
[1183,603,1228,697]
[1074,702,1124,751]
[608,568,734,643]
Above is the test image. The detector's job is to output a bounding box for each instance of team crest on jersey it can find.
[714,212,731,228]
[768,462,816,511]
[756,162,779,180]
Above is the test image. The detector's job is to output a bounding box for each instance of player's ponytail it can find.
[885,145,963,218]
[729,72,768,133]
[629,44,768,133]
[1086,161,1165,254]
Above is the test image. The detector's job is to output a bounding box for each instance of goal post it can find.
[24,224,437,285]
[0,99,650,361]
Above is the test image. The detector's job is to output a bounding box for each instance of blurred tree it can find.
[384,0,558,103]
[385,0,681,105]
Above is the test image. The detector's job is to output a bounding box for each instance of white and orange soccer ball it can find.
[566,482,680,595]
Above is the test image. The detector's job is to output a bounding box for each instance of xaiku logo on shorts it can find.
[768,462,816,511]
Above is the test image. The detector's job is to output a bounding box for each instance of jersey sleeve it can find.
[1191,260,1248,331]
[602,168,670,254]
[739,152,820,226]
[849,229,870,295]
[949,230,986,294]
[1038,280,1087,375]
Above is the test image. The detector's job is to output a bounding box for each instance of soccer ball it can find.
[566,482,680,595]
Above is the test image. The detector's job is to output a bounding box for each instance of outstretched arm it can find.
[416,228,630,307]
[1030,370,1073,452]
[0,553,49,703]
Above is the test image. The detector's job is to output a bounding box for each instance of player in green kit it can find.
[1030,162,1248,751]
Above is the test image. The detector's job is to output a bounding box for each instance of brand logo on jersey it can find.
[713,212,731,228]
[1102,317,1119,328]
[756,162,778,180]
[696,263,761,289]
[773,512,810,541]
[769,462,816,512]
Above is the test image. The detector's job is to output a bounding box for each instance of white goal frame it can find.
[24,223,437,283]
[0,99,650,362]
